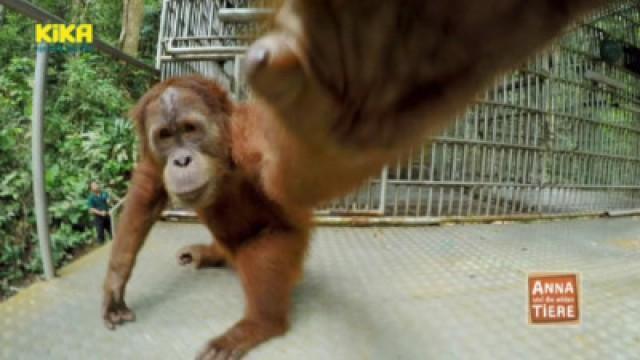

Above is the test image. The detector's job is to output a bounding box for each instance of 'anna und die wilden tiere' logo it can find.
[35,24,94,53]
[528,273,580,324]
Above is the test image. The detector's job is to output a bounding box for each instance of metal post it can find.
[378,166,389,215]
[233,54,242,98]
[155,0,169,70]
[32,42,55,279]
[218,8,274,23]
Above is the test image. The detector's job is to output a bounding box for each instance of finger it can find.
[178,252,193,266]
[109,310,123,325]
[212,349,231,360]
[119,308,135,322]
[245,33,300,75]
[195,346,213,360]
[245,33,307,106]
[229,349,246,360]
[102,301,115,328]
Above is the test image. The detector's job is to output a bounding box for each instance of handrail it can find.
[162,38,248,61]
[109,196,126,238]
[0,0,159,279]
[218,8,274,23]
[165,38,248,55]
[0,0,159,75]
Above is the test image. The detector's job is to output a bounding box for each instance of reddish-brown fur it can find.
[103,76,314,360]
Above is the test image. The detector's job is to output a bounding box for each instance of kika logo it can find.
[35,24,93,44]
[528,273,580,324]
[35,24,94,53]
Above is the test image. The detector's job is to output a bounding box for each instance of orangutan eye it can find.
[158,128,172,139]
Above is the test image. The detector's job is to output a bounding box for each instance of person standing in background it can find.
[88,181,112,244]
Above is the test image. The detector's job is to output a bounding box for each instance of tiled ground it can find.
[2,218,640,359]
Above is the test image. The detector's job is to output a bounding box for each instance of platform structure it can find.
[1,217,639,359]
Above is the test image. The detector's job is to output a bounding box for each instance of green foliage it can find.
[0,2,158,297]
[140,3,162,60]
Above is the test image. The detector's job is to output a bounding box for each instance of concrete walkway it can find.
[1,218,640,359]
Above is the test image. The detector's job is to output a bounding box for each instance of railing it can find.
[0,0,158,278]
[109,197,127,239]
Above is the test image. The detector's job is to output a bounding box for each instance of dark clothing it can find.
[88,191,111,243]
[94,215,112,244]
[88,192,110,212]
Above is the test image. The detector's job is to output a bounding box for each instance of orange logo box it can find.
[528,273,580,324]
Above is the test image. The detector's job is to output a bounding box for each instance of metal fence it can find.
[156,0,271,98]
[157,0,640,220]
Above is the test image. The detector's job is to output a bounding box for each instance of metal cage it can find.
[157,0,640,220]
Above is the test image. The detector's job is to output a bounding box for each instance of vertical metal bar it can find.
[393,159,400,215]
[405,151,413,215]
[234,54,242,98]
[559,146,566,212]
[416,145,425,216]
[459,113,468,216]
[378,166,388,215]
[509,82,517,214]
[487,104,497,215]
[365,177,373,212]
[184,0,192,37]
[155,0,170,69]
[478,106,488,214]
[448,133,456,214]
[427,146,435,216]
[521,147,529,213]
[32,43,54,280]
[548,51,556,213]
[525,71,533,213]
[533,73,542,212]
[438,143,446,216]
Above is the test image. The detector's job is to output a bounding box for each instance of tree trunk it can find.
[71,0,88,23]
[119,0,145,56]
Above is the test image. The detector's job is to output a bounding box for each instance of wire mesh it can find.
[157,0,271,98]
[158,0,640,219]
